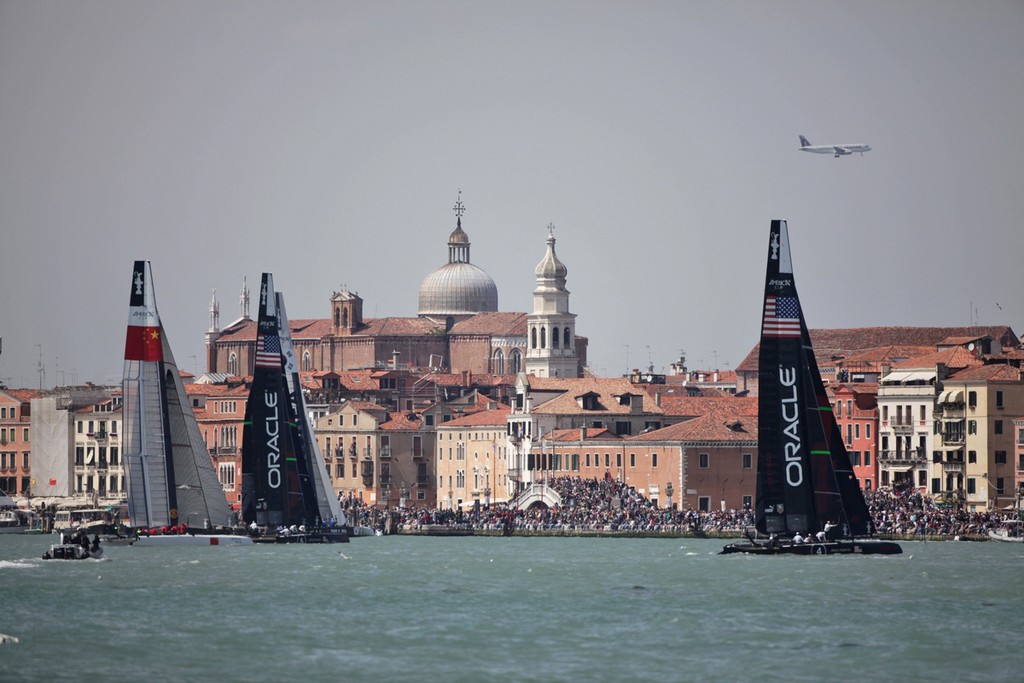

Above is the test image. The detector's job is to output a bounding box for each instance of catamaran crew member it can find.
[792,532,805,544]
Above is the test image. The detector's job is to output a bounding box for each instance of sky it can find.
[1,1,1022,388]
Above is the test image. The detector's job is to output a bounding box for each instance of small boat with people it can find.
[43,530,104,560]
[721,221,901,556]
[0,508,36,534]
[988,520,1023,543]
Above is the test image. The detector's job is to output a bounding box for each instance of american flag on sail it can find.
[255,332,282,369]
[762,295,801,338]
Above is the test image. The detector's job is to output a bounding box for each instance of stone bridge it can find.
[512,483,563,509]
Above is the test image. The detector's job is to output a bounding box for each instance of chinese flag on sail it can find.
[125,325,163,362]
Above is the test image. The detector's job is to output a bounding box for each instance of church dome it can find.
[418,205,498,317]
[418,262,498,316]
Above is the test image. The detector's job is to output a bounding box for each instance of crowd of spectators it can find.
[341,476,1018,538]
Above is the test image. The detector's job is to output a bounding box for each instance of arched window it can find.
[540,327,546,349]
[563,327,571,349]
[510,349,522,373]
[493,349,505,374]
[334,307,340,327]
[552,326,559,349]
[302,350,312,371]
[531,328,537,349]
[228,352,238,376]
[342,309,349,328]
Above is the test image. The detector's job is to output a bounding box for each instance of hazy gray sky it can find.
[2,1,1022,388]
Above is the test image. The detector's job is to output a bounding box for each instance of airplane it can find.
[798,135,871,158]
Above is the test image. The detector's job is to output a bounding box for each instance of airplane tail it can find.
[799,135,811,147]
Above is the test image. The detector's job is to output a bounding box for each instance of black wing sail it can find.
[754,221,873,539]
[241,273,312,529]
[755,221,817,535]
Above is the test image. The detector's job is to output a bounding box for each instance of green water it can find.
[2,534,1022,682]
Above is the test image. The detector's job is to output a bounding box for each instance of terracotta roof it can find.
[629,404,757,443]
[379,412,424,430]
[546,426,622,442]
[946,364,1022,382]
[737,326,1018,371]
[655,395,758,419]
[1,389,44,403]
[450,312,529,336]
[529,377,664,416]
[441,405,511,427]
[890,346,983,371]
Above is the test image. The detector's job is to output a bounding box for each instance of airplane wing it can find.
[833,146,851,156]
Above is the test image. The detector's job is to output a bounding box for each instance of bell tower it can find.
[525,224,579,378]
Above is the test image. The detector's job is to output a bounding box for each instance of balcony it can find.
[941,460,964,472]
[935,408,965,420]
[886,417,915,433]
[878,449,926,466]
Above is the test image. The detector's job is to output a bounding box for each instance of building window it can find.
[968,450,977,464]
[863,451,870,467]
[968,391,977,407]
[651,453,658,468]
[996,477,1005,494]
[864,479,872,491]
[629,453,635,468]
[995,451,1007,464]
[699,453,709,468]
[967,478,976,494]
[509,349,522,373]
[968,420,977,435]
[698,496,710,512]
[866,424,871,440]
[850,451,860,466]
[228,352,238,376]
[302,351,311,371]
[742,495,752,510]
[742,453,752,469]
[931,478,940,494]
[563,327,571,348]
[995,420,1004,435]
[836,401,842,418]
[493,349,505,374]
[996,390,1004,408]
[552,326,559,349]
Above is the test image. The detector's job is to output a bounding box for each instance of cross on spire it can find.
[453,189,465,219]
[547,222,556,237]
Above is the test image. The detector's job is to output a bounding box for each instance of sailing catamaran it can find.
[122,261,252,546]
[722,222,901,556]
[240,274,348,542]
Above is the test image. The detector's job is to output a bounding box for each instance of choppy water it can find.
[2,533,1022,682]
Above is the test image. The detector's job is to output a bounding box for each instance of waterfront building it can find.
[1014,417,1024,504]
[28,389,123,504]
[932,362,1024,510]
[505,375,714,499]
[828,382,879,491]
[435,401,511,511]
[189,379,250,510]
[314,396,450,510]
[206,201,587,378]
[506,397,757,513]
[876,350,976,493]
[0,389,39,497]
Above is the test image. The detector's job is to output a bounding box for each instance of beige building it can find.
[933,363,1024,510]
[435,403,511,510]
[315,401,422,508]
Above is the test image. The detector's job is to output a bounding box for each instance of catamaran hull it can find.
[987,529,1024,543]
[132,534,254,547]
[721,540,903,555]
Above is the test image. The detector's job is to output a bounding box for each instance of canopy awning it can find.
[883,370,937,384]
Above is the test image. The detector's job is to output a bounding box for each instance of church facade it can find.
[205,200,587,379]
